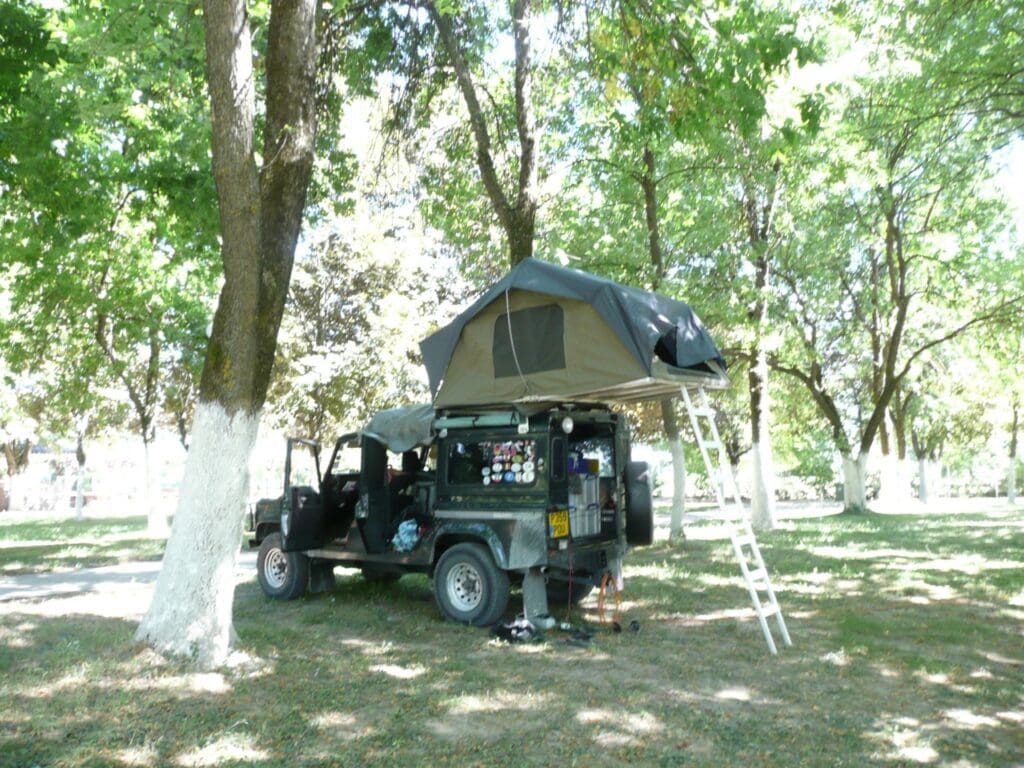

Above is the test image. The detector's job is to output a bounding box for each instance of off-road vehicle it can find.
[248,403,652,625]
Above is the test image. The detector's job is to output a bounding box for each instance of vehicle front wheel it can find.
[257,532,309,600]
[434,543,509,626]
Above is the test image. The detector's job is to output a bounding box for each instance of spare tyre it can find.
[625,460,654,546]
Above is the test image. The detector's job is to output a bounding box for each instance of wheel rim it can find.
[264,548,288,589]
[446,561,484,612]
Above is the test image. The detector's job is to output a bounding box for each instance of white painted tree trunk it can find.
[1008,458,1017,504]
[876,451,903,502]
[136,403,259,668]
[668,435,686,543]
[917,457,930,505]
[750,440,776,531]
[75,458,86,521]
[842,453,868,513]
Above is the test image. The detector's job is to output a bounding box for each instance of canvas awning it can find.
[420,258,728,408]
[362,404,435,451]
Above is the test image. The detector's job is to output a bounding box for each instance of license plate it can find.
[548,509,569,539]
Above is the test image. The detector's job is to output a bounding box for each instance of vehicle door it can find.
[281,438,326,552]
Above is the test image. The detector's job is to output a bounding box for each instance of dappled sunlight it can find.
[577,708,664,747]
[777,571,841,596]
[340,638,398,657]
[668,606,759,626]
[820,649,849,667]
[866,716,940,764]
[869,663,901,679]
[807,544,933,562]
[425,690,552,742]
[449,689,551,715]
[0,586,153,621]
[174,734,268,767]
[943,708,1001,730]
[369,662,426,679]
[308,710,374,741]
[0,620,36,648]
[693,572,743,589]
[901,554,1024,577]
[626,562,686,581]
[714,686,751,701]
[117,744,159,766]
[978,650,1022,667]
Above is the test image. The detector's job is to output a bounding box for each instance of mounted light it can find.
[561,416,574,434]
[517,419,529,435]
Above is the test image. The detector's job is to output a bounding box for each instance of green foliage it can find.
[0,1,219,446]
[266,222,445,440]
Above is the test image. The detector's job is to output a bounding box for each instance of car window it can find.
[447,438,541,487]
[569,437,615,478]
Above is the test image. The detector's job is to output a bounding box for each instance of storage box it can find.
[569,503,601,538]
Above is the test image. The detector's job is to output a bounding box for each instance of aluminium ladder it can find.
[680,386,793,655]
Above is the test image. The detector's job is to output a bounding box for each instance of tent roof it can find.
[420,258,728,405]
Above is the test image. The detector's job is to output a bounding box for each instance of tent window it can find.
[493,304,565,378]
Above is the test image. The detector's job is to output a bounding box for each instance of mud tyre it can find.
[257,532,309,600]
[434,543,509,626]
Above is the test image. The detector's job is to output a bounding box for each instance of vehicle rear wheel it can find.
[257,532,309,600]
[434,543,509,626]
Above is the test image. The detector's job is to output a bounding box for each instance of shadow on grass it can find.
[1,509,1022,766]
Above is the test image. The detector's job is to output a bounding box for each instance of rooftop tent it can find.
[420,258,728,408]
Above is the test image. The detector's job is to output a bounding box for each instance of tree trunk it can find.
[661,399,686,543]
[75,433,86,521]
[917,456,929,505]
[429,0,537,269]
[842,452,868,513]
[639,146,686,541]
[136,0,319,669]
[1009,401,1018,504]
[742,167,779,532]
[749,350,776,531]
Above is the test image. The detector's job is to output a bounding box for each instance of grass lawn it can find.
[0,515,165,575]
[1,503,1022,767]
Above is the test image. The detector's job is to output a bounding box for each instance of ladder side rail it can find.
[681,387,730,514]
[732,536,779,655]
[734,524,793,649]
[697,388,745,510]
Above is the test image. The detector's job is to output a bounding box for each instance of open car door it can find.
[281,438,327,552]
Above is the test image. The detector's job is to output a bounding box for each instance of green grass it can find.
[0,515,166,575]
[1,504,1022,766]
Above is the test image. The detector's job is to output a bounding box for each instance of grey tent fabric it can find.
[420,258,726,404]
[362,404,436,452]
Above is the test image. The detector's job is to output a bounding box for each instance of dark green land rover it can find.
[248,403,652,626]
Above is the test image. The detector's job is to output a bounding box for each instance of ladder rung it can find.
[700,440,722,451]
[759,601,780,617]
[690,407,715,418]
[745,567,767,584]
[733,534,755,549]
